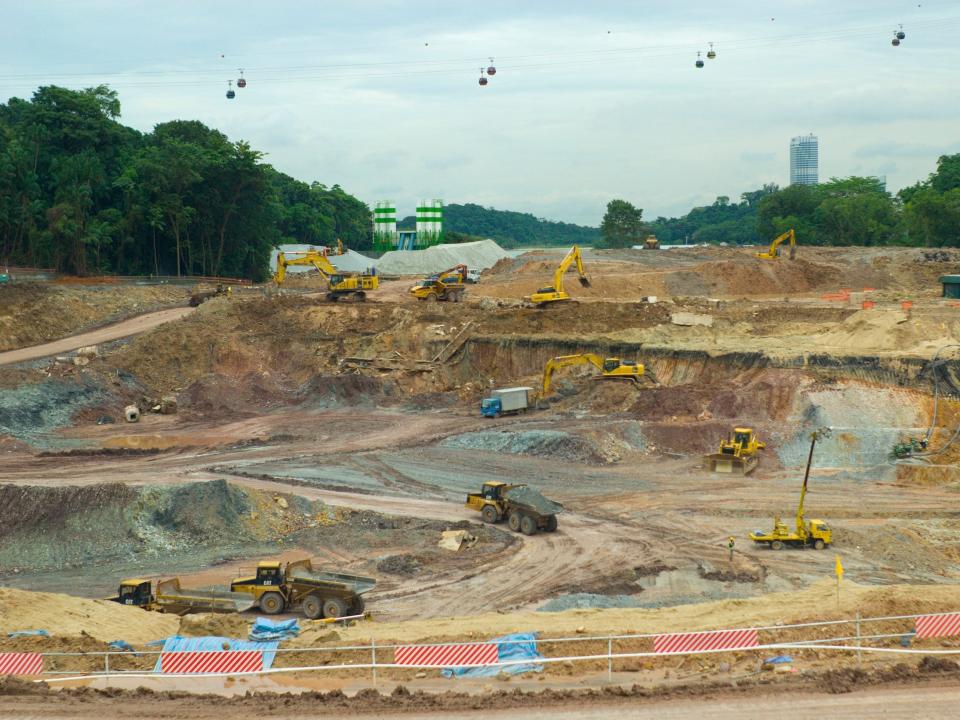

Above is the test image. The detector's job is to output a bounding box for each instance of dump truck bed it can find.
[502,485,564,516]
[287,567,377,595]
[155,578,256,614]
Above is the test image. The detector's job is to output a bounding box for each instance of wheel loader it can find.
[705,427,765,475]
[465,481,563,535]
[230,559,375,619]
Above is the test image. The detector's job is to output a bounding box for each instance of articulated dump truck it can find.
[111,577,256,615]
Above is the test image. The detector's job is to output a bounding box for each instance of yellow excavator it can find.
[705,427,765,475]
[750,428,833,550]
[527,245,590,306]
[274,247,379,302]
[409,264,467,303]
[541,353,646,396]
[756,229,796,260]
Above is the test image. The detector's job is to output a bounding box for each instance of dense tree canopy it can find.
[399,203,599,248]
[0,85,372,280]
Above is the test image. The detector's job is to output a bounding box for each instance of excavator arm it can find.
[541,353,605,396]
[552,246,590,294]
[757,229,796,260]
[435,264,468,284]
[273,248,352,286]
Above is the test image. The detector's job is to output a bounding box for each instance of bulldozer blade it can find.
[704,453,758,475]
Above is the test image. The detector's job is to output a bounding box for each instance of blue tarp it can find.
[442,632,544,679]
[108,640,136,654]
[153,635,280,671]
[249,617,300,642]
[763,655,793,665]
[7,630,48,638]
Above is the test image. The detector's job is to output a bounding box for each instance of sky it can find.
[2,1,959,225]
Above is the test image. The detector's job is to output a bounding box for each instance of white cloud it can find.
[2,0,959,223]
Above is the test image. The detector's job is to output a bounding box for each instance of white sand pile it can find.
[374,240,508,275]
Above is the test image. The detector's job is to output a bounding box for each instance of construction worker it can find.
[727,536,735,562]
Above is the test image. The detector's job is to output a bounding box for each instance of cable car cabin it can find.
[114,579,153,607]
[479,76,488,86]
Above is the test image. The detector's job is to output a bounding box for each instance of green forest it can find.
[640,155,960,249]
[400,203,600,248]
[0,85,372,280]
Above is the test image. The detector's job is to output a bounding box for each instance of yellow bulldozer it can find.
[705,427,765,475]
[409,264,467,303]
[756,228,796,260]
[526,245,589,306]
[541,353,647,397]
[274,246,379,302]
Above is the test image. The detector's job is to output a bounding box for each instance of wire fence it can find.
[24,608,960,684]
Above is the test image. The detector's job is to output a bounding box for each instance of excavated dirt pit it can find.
[4,245,960,669]
[0,480,513,598]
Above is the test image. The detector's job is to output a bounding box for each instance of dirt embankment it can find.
[0,480,513,599]
[0,283,188,352]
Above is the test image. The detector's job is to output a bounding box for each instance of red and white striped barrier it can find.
[915,613,960,639]
[0,653,43,676]
[654,628,759,654]
[394,643,498,668]
[159,650,263,674]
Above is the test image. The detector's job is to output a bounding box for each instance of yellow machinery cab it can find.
[114,579,153,607]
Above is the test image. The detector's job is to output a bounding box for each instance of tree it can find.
[599,199,646,248]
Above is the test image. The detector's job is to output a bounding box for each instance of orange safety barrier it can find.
[862,300,876,310]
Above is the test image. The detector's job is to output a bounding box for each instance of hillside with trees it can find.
[0,85,371,280]
[400,203,600,248]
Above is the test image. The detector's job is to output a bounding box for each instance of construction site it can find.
[3,241,960,715]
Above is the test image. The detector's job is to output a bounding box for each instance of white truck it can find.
[480,387,532,418]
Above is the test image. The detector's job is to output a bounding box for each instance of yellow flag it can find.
[835,555,844,578]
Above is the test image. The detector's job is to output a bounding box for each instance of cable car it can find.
[695,51,704,68]
[896,24,906,40]
[892,36,901,46]
[237,69,247,88]
[487,57,496,75]
[478,68,488,86]
[226,80,235,99]
[707,42,716,60]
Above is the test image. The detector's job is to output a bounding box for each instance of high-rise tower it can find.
[790,134,819,186]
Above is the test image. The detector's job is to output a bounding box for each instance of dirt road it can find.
[4,681,959,718]
[0,306,194,365]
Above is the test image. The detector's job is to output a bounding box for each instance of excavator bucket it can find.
[579,276,591,287]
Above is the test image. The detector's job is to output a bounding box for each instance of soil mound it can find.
[0,587,178,643]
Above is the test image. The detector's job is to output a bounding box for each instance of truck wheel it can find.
[481,505,499,524]
[302,594,323,620]
[323,597,348,619]
[814,539,825,550]
[520,515,537,535]
[770,540,784,551]
[426,293,438,303]
[545,515,558,532]
[260,591,285,615]
[508,512,522,532]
